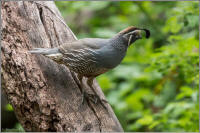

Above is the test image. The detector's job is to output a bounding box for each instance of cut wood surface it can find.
[1,1,123,132]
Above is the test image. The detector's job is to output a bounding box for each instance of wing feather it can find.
[58,38,109,75]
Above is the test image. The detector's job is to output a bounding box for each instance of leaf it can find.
[5,104,13,112]
[136,115,153,126]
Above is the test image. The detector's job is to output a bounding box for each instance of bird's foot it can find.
[81,92,108,109]
[86,93,108,104]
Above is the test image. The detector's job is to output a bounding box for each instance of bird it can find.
[29,26,150,105]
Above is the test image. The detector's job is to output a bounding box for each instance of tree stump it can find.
[1,1,123,132]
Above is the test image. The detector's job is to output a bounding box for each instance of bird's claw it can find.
[81,92,108,109]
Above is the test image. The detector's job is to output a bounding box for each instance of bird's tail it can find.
[29,47,59,55]
[29,47,63,63]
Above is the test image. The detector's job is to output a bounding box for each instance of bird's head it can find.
[118,26,150,46]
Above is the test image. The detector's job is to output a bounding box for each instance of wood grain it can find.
[1,1,123,132]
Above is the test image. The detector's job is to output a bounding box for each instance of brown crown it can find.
[118,26,138,34]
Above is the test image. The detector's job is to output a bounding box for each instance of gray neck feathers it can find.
[109,35,128,52]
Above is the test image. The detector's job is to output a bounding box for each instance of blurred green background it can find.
[2,1,199,132]
[55,1,199,132]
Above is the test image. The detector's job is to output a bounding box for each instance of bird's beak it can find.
[128,29,150,39]
[127,30,142,46]
[136,30,143,39]
[127,28,150,46]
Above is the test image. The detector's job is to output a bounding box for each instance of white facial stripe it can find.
[127,30,140,35]
[128,35,133,46]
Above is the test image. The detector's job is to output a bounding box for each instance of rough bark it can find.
[1,1,123,132]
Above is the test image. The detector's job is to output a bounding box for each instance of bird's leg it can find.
[73,73,107,107]
[71,72,85,104]
[77,74,86,104]
[86,77,108,105]
[77,74,83,92]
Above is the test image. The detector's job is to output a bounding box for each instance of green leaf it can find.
[5,104,13,112]
[137,115,153,126]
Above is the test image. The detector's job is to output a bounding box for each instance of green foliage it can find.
[56,1,199,132]
[5,104,14,112]
[3,123,25,132]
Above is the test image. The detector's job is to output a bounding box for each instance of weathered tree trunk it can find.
[1,1,123,132]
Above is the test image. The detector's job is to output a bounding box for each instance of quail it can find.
[29,26,150,105]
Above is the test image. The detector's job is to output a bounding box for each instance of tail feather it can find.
[29,48,59,55]
[29,47,63,63]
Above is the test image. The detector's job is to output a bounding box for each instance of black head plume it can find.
[140,28,150,38]
[118,26,150,39]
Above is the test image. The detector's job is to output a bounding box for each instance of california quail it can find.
[29,26,150,104]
